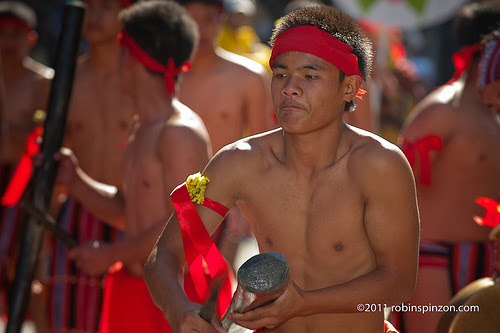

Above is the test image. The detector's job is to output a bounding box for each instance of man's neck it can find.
[190,47,219,72]
[2,57,27,79]
[134,78,175,126]
[87,40,120,72]
[460,58,484,106]
[282,122,348,174]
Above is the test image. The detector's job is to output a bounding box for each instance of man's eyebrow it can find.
[272,62,287,69]
[300,63,325,71]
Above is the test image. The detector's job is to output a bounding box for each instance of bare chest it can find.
[4,77,38,124]
[122,128,163,195]
[242,170,368,265]
[441,115,500,176]
[67,76,134,144]
[178,73,245,123]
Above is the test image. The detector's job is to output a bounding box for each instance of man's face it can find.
[271,51,346,134]
[0,24,33,61]
[482,80,500,114]
[82,0,122,44]
[184,2,222,54]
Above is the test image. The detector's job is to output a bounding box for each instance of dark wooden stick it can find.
[6,3,85,332]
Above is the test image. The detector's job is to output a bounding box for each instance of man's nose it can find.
[281,77,302,96]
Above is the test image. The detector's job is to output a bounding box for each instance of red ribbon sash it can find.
[1,126,43,207]
[473,196,500,229]
[401,135,442,186]
[171,183,233,318]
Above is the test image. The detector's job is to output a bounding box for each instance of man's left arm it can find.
[231,146,420,330]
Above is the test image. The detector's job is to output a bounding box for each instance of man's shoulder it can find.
[164,99,210,141]
[212,129,281,165]
[216,47,267,77]
[349,128,409,178]
[401,84,460,139]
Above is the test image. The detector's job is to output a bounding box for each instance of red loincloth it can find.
[100,262,172,333]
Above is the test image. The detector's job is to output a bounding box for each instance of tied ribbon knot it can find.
[401,135,442,186]
[473,196,500,229]
[118,29,191,96]
[1,126,43,207]
[171,183,232,318]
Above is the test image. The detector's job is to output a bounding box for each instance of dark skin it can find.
[145,51,419,333]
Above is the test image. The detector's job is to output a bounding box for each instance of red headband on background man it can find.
[269,25,363,80]
[119,0,133,7]
[118,29,191,96]
[0,17,33,33]
[444,43,481,86]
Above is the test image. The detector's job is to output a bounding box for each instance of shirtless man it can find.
[175,0,271,152]
[0,1,52,164]
[55,1,210,331]
[145,6,419,333]
[45,0,135,331]
[399,3,500,333]
[0,1,52,326]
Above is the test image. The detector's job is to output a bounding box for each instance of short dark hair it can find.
[0,1,36,29]
[454,1,500,47]
[173,0,223,9]
[270,6,373,112]
[119,0,198,79]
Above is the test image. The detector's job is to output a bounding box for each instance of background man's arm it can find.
[57,148,126,229]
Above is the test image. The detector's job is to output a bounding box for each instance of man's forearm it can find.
[69,170,125,229]
[300,266,414,316]
[144,243,193,321]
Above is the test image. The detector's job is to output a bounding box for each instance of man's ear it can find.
[27,30,38,47]
[342,75,363,103]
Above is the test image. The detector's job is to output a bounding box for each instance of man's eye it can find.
[305,74,318,80]
[274,73,286,78]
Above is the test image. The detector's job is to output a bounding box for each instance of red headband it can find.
[445,43,481,86]
[0,18,33,33]
[120,0,132,6]
[479,39,500,92]
[118,29,191,96]
[269,26,363,80]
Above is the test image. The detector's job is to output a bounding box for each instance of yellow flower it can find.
[186,172,210,204]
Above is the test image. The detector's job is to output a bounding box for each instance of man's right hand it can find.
[169,303,226,333]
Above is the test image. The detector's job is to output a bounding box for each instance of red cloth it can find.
[0,18,32,33]
[445,44,481,86]
[385,320,399,333]
[171,183,233,319]
[269,26,363,80]
[118,29,191,96]
[100,262,172,333]
[474,196,500,228]
[1,126,43,206]
[401,135,442,186]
